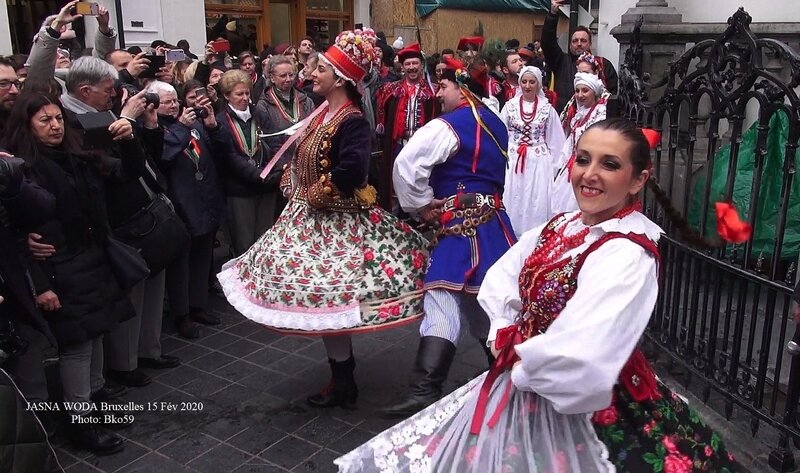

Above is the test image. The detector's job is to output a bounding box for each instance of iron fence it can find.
[617,8,800,471]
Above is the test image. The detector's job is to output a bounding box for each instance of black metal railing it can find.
[617,8,800,471]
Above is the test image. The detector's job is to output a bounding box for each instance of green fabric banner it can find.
[688,110,800,261]
[416,0,550,18]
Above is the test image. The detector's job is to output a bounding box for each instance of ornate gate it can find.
[617,9,800,471]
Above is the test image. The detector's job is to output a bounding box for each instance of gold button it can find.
[323,186,332,194]
[320,159,329,168]
[319,174,327,182]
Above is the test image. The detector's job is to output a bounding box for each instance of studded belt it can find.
[442,193,503,213]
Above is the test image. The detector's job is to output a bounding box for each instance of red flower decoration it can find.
[664,453,693,473]
[384,266,395,278]
[641,128,662,150]
[364,249,375,262]
[592,405,618,426]
[662,435,679,454]
[715,202,752,244]
[369,211,381,224]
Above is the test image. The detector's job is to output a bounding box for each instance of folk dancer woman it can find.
[335,118,740,473]
[218,29,428,409]
[550,71,607,215]
[500,65,565,236]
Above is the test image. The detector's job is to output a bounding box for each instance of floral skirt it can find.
[218,200,428,334]
[334,371,740,472]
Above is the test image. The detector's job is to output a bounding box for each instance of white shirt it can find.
[392,118,458,212]
[477,211,663,414]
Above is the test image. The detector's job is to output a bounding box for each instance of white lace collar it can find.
[561,210,663,244]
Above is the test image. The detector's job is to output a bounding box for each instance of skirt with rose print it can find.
[334,371,740,473]
[218,200,428,334]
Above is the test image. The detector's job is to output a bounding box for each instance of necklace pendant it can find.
[195,170,204,181]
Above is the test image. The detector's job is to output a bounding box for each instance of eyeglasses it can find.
[0,80,22,90]
[272,73,297,79]
[57,49,71,58]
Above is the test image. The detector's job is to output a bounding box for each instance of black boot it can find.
[382,336,457,419]
[174,314,200,339]
[69,418,124,455]
[307,356,358,409]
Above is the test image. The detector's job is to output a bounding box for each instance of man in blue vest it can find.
[384,58,516,418]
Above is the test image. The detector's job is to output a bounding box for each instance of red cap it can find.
[397,43,424,63]
[517,46,535,60]
[457,36,484,52]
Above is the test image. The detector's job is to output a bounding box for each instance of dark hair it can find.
[441,48,455,56]
[182,79,204,101]
[22,77,63,96]
[344,81,364,112]
[571,26,592,42]
[0,56,15,69]
[3,92,84,163]
[177,39,190,50]
[9,54,28,71]
[581,118,721,248]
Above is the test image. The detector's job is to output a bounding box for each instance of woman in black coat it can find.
[149,81,228,335]
[216,69,275,256]
[3,92,142,455]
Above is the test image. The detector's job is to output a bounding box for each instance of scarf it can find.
[60,93,99,114]
[228,103,252,122]
[518,66,546,100]
[574,72,605,97]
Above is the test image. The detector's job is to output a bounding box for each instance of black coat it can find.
[0,179,58,347]
[216,105,273,196]
[0,368,62,473]
[541,12,618,113]
[23,147,138,347]
[158,115,227,236]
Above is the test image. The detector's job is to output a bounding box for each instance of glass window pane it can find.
[306,19,343,50]
[270,3,292,46]
[205,0,260,5]
[307,0,344,12]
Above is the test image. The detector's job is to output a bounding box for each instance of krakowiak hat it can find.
[456,36,484,52]
[518,46,535,61]
[321,29,380,84]
[397,43,424,63]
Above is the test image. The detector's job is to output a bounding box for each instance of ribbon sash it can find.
[259,100,329,180]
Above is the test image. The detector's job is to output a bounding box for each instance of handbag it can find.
[112,193,190,274]
[105,236,150,290]
[0,318,28,366]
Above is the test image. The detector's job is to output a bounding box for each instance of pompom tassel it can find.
[715,202,752,244]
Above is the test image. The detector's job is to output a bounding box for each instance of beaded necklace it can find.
[528,204,641,266]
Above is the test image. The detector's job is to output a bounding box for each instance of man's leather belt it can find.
[442,193,502,213]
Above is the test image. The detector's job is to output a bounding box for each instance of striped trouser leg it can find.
[419,289,463,344]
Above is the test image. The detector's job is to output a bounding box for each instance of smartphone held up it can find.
[75,2,100,16]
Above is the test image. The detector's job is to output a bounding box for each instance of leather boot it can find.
[190,307,220,326]
[307,356,358,409]
[382,336,456,419]
[69,418,124,455]
[174,314,200,339]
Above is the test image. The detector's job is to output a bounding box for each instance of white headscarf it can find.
[518,65,546,100]
[574,72,605,97]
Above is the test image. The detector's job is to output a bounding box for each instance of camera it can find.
[144,92,160,108]
[192,107,209,119]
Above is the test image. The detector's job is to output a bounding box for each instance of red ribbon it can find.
[565,152,576,181]
[470,326,523,435]
[715,202,752,244]
[641,128,661,150]
[514,144,528,174]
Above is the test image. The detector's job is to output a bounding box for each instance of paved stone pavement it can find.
[51,294,491,473]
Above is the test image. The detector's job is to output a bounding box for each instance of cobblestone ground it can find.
[52,294,491,472]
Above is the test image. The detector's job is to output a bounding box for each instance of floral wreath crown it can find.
[577,52,599,69]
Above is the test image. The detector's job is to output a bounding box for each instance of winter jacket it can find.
[541,12,618,113]
[22,145,139,347]
[0,368,63,473]
[158,115,227,236]
[255,86,314,155]
[216,105,275,196]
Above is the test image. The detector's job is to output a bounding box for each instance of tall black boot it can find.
[382,336,457,419]
[307,356,358,409]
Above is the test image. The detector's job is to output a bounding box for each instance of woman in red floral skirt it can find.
[335,118,741,472]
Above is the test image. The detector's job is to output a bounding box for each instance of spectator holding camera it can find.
[25,1,119,92]
[217,70,276,256]
[3,92,143,455]
[150,80,227,337]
